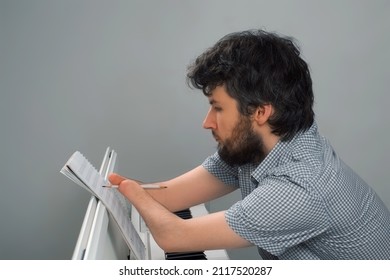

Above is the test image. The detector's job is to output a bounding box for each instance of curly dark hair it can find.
[187,29,314,141]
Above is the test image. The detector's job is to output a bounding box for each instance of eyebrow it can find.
[208,98,220,105]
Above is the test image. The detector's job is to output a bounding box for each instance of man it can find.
[109,30,390,259]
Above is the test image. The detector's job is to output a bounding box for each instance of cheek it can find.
[218,119,235,138]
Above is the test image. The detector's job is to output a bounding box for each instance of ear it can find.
[252,104,274,126]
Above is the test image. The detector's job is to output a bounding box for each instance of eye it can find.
[213,106,222,112]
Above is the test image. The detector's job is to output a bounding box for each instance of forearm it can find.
[108,172,249,252]
[144,165,236,212]
[118,180,190,251]
[119,181,250,253]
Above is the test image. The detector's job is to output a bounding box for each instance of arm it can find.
[110,165,236,212]
[108,176,252,252]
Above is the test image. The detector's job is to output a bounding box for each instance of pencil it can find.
[141,184,168,189]
[102,184,167,189]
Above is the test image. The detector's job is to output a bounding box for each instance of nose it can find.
[202,108,216,130]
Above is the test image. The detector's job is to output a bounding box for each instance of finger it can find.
[116,179,139,195]
[108,173,128,185]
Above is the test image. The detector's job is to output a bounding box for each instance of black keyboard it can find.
[164,209,207,260]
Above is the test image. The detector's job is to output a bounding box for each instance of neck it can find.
[255,125,280,157]
[263,133,280,155]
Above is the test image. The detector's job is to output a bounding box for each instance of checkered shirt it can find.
[202,122,390,259]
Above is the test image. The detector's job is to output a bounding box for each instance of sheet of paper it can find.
[61,151,146,260]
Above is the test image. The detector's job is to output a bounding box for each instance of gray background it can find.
[0,0,389,260]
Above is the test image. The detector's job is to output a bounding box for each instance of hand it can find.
[108,172,127,186]
[108,173,143,199]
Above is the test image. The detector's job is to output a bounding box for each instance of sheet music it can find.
[61,151,146,260]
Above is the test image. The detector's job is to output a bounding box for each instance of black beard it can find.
[217,116,265,166]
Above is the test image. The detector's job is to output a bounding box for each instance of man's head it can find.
[187,29,314,142]
[202,85,268,166]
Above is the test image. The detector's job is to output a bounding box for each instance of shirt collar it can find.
[250,121,318,183]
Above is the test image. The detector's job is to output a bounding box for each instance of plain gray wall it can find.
[1,0,389,260]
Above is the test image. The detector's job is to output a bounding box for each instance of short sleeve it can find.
[202,152,240,187]
[225,176,330,256]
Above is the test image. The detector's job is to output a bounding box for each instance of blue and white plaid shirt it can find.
[203,122,390,259]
